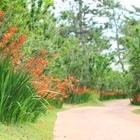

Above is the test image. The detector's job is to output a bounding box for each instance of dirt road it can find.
[54,99,140,140]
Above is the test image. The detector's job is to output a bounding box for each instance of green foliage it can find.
[93,70,129,101]
[122,25,140,104]
[89,54,113,89]
[64,92,91,104]
[58,37,83,78]
[48,95,63,109]
[0,58,47,125]
[100,93,127,101]
[103,70,127,91]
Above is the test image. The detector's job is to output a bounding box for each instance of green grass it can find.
[132,109,140,114]
[62,93,104,109]
[79,93,104,107]
[78,99,104,107]
[0,93,103,139]
[0,110,57,140]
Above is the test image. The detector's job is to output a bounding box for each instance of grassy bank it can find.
[79,93,104,107]
[0,110,57,140]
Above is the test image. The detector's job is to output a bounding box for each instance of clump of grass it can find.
[0,58,47,125]
[132,109,140,114]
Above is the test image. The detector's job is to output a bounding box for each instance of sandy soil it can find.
[53,99,140,140]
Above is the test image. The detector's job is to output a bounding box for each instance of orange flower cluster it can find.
[0,11,4,18]
[32,73,90,103]
[57,76,90,98]
[32,74,62,103]
[18,34,26,43]
[25,51,61,102]
[26,56,51,75]
[40,50,47,56]
[51,53,58,58]
[2,40,25,62]
[0,25,25,66]
[9,27,18,33]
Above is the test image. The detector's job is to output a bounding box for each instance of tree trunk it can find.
[78,0,89,84]
[113,10,125,72]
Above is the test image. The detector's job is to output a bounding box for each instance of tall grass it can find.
[0,58,47,125]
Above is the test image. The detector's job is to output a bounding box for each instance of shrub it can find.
[99,91,127,101]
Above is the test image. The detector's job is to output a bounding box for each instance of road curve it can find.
[54,99,140,140]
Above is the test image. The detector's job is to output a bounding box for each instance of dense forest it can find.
[1,0,140,125]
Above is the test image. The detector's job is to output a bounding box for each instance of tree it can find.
[102,0,127,72]
[126,26,140,103]
[57,0,111,86]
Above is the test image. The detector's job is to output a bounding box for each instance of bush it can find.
[99,91,127,101]
[64,92,91,104]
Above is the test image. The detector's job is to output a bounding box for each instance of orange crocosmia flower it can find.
[15,44,22,50]
[9,27,18,33]
[45,61,50,67]
[35,58,42,64]
[35,68,43,75]
[59,97,63,102]
[51,53,58,58]
[41,75,48,81]
[75,79,79,83]
[11,49,19,55]
[27,57,34,65]
[41,59,46,65]
[3,33,12,41]
[12,58,21,66]
[40,50,47,56]
[50,76,55,81]
[18,34,26,43]
[68,76,74,80]
[0,11,4,18]
[8,41,16,49]
[18,53,24,59]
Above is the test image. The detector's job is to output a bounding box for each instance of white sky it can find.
[120,0,140,9]
[55,0,140,10]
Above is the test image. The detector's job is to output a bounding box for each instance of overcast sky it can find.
[55,0,140,11]
[121,0,140,9]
